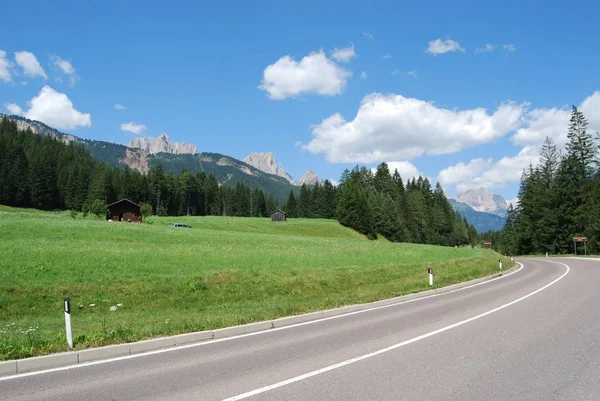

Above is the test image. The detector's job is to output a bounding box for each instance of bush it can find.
[140,203,153,220]
[69,210,78,219]
[88,199,108,220]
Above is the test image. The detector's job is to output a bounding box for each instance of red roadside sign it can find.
[573,237,588,242]
[483,241,492,246]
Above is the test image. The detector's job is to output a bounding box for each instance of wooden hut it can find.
[107,199,142,222]
[270,209,287,222]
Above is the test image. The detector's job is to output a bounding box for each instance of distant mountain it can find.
[129,134,197,155]
[243,152,320,186]
[448,199,506,233]
[296,170,319,186]
[456,188,508,217]
[244,152,293,183]
[1,114,297,203]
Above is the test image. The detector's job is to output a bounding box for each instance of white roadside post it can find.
[546,252,549,258]
[64,297,73,350]
[499,259,503,270]
[428,268,433,286]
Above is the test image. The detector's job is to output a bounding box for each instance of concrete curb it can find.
[1,264,518,377]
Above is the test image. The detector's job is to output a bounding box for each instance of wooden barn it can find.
[107,199,142,222]
[271,209,287,222]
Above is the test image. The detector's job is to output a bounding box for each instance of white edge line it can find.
[221,260,570,401]
[0,263,524,381]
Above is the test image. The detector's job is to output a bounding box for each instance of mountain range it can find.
[448,188,509,232]
[1,113,510,232]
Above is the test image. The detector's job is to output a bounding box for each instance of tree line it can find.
[481,106,600,255]
[284,164,479,245]
[1,116,477,246]
[0,117,278,217]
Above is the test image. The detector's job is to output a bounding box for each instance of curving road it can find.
[2,258,599,400]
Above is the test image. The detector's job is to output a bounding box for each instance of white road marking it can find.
[222,260,570,401]
[0,263,524,381]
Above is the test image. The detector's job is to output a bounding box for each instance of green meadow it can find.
[0,205,511,360]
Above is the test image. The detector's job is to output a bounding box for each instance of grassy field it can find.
[0,205,512,360]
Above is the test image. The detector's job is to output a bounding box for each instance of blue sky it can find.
[1,1,599,202]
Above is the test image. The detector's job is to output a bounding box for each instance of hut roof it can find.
[107,199,141,208]
[270,208,286,216]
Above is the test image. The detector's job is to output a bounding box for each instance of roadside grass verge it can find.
[0,206,512,360]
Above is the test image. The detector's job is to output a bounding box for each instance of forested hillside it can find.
[0,116,477,246]
[285,163,479,245]
[0,114,297,203]
[482,107,600,255]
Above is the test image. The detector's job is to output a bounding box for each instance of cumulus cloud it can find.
[52,56,79,86]
[475,44,495,53]
[331,44,356,63]
[511,91,600,149]
[5,102,23,115]
[15,51,47,79]
[120,122,147,134]
[436,91,600,194]
[360,71,367,79]
[114,104,127,111]
[382,53,392,59]
[302,93,526,163]
[426,38,465,55]
[259,50,352,100]
[7,86,91,129]
[362,32,374,40]
[503,44,518,54]
[437,147,539,192]
[407,70,418,78]
[386,161,423,182]
[0,50,11,82]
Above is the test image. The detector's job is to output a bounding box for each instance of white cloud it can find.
[438,147,539,192]
[14,51,47,79]
[5,103,23,115]
[259,50,352,100]
[382,53,392,59]
[387,161,423,182]
[503,44,518,53]
[512,107,570,148]
[438,147,539,193]
[9,86,91,129]
[331,44,356,63]
[390,69,401,75]
[426,38,465,55]
[580,91,600,135]
[114,104,127,111]
[475,44,495,53]
[407,70,418,78]
[436,91,600,194]
[0,50,12,82]
[52,56,79,86]
[302,93,526,163]
[120,122,147,134]
[362,32,374,40]
[21,81,27,85]
[511,91,600,149]
[360,71,367,79]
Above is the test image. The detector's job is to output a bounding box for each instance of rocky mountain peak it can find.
[455,188,507,217]
[243,152,293,183]
[128,135,197,155]
[296,170,319,186]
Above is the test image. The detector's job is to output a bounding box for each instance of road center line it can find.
[222,260,569,401]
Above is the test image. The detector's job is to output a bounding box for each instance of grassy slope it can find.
[0,206,511,360]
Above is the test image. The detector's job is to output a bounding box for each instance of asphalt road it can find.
[2,258,599,401]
